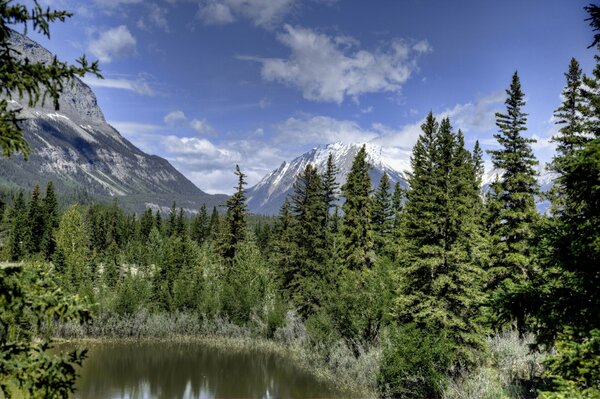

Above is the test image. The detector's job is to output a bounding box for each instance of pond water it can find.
[63,341,355,399]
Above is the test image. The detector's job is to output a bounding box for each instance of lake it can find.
[64,341,355,399]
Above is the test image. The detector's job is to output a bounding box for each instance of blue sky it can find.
[28,0,596,193]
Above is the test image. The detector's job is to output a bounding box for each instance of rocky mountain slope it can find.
[0,31,227,213]
[246,142,408,215]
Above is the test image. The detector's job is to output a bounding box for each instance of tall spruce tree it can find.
[288,164,329,316]
[25,185,44,255]
[340,145,375,270]
[270,199,296,291]
[486,71,539,335]
[191,204,209,245]
[553,58,589,164]
[8,191,27,261]
[208,206,220,241]
[322,153,340,222]
[396,115,485,359]
[41,181,58,259]
[221,165,247,259]
[372,172,393,254]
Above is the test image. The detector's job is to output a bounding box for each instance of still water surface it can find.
[65,341,354,399]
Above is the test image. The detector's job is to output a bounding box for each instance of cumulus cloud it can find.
[82,76,154,96]
[88,25,136,63]
[138,3,170,32]
[240,25,431,103]
[164,111,187,126]
[197,0,296,28]
[190,118,214,135]
[275,115,378,145]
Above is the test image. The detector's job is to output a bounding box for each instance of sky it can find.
[26,0,597,194]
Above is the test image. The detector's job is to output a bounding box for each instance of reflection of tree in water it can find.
[66,342,348,399]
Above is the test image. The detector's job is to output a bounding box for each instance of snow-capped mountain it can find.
[246,142,409,215]
[0,31,227,213]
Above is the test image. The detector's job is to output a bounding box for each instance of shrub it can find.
[378,324,456,398]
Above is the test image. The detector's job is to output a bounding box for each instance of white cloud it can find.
[242,25,430,103]
[88,25,136,63]
[138,3,169,32]
[197,0,296,28]
[93,0,142,7]
[190,118,214,135]
[82,76,154,96]
[275,115,378,145]
[164,111,187,126]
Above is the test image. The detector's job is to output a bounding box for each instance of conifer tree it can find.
[41,181,58,259]
[553,58,589,163]
[322,153,340,222]
[486,71,539,335]
[175,208,186,239]
[221,165,247,259]
[166,202,178,237]
[8,191,27,261]
[208,206,220,241]
[154,209,162,233]
[139,208,154,241]
[340,145,375,270]
[396,115,485,359]
[372,172,393,253]
[191,204,209,245]
[25,185,44,255]
[288,164,329,316]
[270,199,296,290]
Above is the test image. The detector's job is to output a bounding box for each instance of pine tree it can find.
[41,181,59,259]
[166,202,178,238]
[8,191,27,261]
[270,199,296,291]
[322,153,340,223]
[340,145,375,270]
[288,164,329,316]
[208,206,220,241]
[154,209,162,233]
[191,204,209,245]
[175,208,186,239]
[25,185,44,255]
[396,115,485,359]
[221,165,247,259]
[372,172,393,254]
[139,208,154,241]
[486,71,539,335]
[553,58,589,164]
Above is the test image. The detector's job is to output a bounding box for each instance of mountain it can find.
[0,31,227,213]
[246,142,409,215]
[247,141,557,216]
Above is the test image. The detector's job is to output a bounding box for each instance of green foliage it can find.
[379,324,456,399]
[486,71,539,336]
[220,165,247,259]
[340,145,375,271]
[54,205,90,294]
[372,172,393,254]
[0,263,89,398]
[397,114,486,364]
[539,329,600,398]
[0,0,101,157]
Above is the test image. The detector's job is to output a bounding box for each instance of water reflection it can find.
[61,341,352,399]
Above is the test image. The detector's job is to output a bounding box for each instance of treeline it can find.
[2,52,600,399]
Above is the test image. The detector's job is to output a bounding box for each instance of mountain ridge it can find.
[0,31,227,213]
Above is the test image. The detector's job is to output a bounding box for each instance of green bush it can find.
[378,324,456,398]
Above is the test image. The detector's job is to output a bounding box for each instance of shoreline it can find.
[53,334,376,398]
